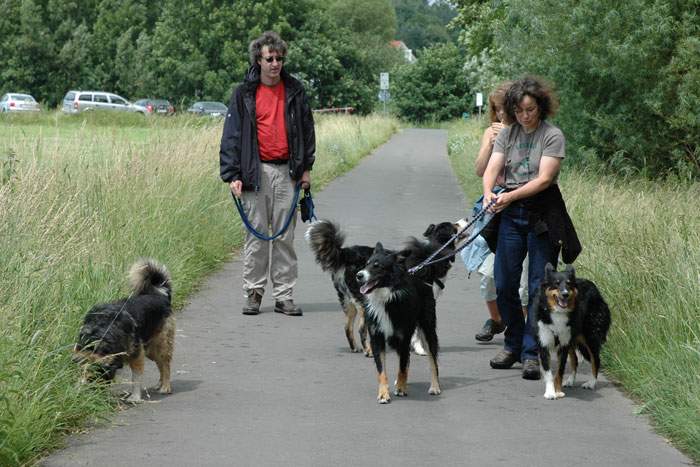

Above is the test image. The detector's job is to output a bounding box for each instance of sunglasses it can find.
[262,56,285,63]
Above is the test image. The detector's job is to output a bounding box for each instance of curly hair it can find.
[504,76,559,123]
[249,31,287,66]
[488,81,513,124]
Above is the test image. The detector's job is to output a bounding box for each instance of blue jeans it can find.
[494,203,559,362]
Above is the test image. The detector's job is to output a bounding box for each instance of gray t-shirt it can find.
[493,120,565,189]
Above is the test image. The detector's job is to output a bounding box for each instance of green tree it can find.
[493,0,700,178]
[89,0,153,95]
[327,0,397,42]
[393,0,457,51]
[288,4,402,113]
[392,42,471,122]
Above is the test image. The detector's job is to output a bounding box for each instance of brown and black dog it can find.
[73,259,174,402]
[534,263,611,399]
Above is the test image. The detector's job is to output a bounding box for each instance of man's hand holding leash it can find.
[300,170,311,191]
[230,180,243,197]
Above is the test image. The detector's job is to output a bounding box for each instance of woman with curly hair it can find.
[465,81,529,343]
[482,76,580,380]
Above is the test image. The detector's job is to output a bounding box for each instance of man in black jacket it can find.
[220,31,315,316]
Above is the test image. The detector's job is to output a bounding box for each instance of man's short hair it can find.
[249,31,288,65]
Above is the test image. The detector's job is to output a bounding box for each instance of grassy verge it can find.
[446,119,700,463]
[0,112,399,466]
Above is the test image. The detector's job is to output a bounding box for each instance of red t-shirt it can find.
[256,81,289,161]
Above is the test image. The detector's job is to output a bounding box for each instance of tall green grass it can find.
[0,112,398,466]
[446,119,700,463]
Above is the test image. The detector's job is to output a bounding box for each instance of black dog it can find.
[73,259,175,402]
[305,220,457,356]
[534,263,611,400]
[356,242,442,403]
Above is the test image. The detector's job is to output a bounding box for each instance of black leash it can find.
[408,198,496,275]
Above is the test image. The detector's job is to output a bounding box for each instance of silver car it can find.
[0,93,41,112]
[187,101,228,117]
[62,90,136,113]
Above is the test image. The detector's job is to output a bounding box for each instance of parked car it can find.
[187,101,228,117]
[132,98,175,116]
[0,93,41,112]
[62,90,136,113]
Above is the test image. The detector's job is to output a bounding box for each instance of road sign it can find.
[378,90,390,102]
[380,72,389,90]
[476,92,483,108]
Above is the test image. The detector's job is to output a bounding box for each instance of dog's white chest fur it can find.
[365,287,396,337]
[538,311,572,349]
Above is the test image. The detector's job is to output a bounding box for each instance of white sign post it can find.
[379,72,390,113]
[476,92,483,119]
[380,72,389,90]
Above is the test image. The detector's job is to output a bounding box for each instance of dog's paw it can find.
[582,379,597,390]
[563,375,576,387]
[350,347,360,353]
[364,349,373,358]
[428,385,441,395]
[125,393,143,404]
[544,390,565,400]
[377,384,391,404]
[157,383,172,394]
[394,380,408,397]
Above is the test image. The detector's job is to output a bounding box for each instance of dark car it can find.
[187,101,228,117]
[133,98,175,116]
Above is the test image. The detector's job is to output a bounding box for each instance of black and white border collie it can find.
[534,263,611,400]
[305,220,458,357]
[356,242,442,403]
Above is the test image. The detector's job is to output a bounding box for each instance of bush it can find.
[392,42,471,122]
[492,0,700,178]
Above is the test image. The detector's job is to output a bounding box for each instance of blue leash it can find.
[231,184,302,241]
[231,184,317,241]
[408,198,497,275]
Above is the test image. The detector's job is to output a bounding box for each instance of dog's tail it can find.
[128,258,172,299]
[305,219,345,272]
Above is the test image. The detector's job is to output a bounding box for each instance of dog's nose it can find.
[356,271,366,283]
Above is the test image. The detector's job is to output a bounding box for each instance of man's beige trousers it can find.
[239,162,298,300]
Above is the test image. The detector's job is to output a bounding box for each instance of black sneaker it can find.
[242,291,262,315]
[475,319,506,342]
[522,359,541,380]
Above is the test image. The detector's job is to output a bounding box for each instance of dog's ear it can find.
[374,242,384,253]
[396,248,411,265]
[423,224,436,237]
[544,263,555,281]
[564,263,576,280]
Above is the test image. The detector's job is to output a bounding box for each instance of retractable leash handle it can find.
[299,188,317,222]
[408,198,497,275]
[230,183,303,241]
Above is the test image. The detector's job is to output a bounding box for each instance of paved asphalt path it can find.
[44,129,692,466]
